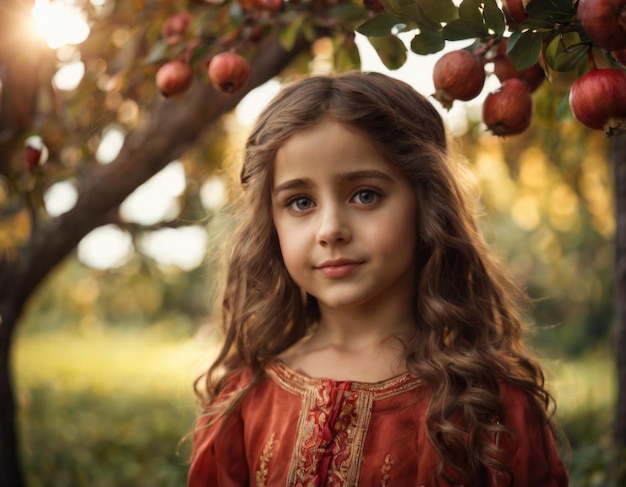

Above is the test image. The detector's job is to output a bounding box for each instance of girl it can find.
[188,71,569,486]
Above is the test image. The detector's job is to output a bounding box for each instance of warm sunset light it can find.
[31,0,90,49]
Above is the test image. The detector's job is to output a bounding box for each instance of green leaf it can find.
[368,34,408,70]
[516,17,557,30]
[334,35,362,71]
[525,0,577,21]
[507,30,544,70]
[144,40,168,65]
[483,0,505,36]
[278,15,305,51]
[356,12,409,37]
[442,18,489,41]
[545,32,590,72]
[328,3,369,23]
[458,0,483,26]
[418,0,458,23]
[410,29,445,55]
[381,0,441,30]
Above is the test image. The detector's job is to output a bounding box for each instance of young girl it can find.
[188,71,569,486]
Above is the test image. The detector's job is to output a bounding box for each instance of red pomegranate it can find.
[501,0,530,26]
[612,47,626,66]
[156,60,193,97]
[433,50,486,109]
[251,0,283,11]
[569,67,626,133]
[483,78,534,136]
[578,0,626,51]
[162,12,192,45]
[208,52,251,94]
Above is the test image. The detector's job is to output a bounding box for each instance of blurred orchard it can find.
[1,0,626,485]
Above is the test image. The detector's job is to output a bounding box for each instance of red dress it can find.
[188,361,568,486]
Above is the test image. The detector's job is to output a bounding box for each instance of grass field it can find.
[12,328,620,486]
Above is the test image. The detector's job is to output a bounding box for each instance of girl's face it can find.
[271,118,418,314]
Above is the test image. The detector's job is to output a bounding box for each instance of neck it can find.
[314,303,416,351]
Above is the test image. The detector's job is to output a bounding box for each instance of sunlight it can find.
[52,60,85,91]
[78,225,134,270]
[31,0,90,49]
[44,180,78,217]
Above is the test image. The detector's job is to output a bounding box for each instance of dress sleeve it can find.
[494,382,569,487]
[187,370,252,487]
[187,409,249,487]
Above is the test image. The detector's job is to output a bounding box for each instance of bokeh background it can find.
[2,0,622,486]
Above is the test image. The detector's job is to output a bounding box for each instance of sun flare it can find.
[31,0,90,49]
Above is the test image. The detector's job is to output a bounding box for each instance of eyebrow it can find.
[272,170,394,196]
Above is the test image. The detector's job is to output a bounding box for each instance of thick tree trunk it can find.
[0,302,23,487]
[613,134,626,452]
[0,33,310,486]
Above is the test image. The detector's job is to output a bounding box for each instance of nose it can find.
[316,204,351,245]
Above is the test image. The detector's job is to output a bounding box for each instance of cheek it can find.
[274,222,305,271]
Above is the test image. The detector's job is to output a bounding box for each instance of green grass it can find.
[13,328,216,487]
[12,329,620,486]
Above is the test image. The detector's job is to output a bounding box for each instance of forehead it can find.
[272,119,401,183]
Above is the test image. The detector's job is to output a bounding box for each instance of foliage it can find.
[357,0,622,74]
[12,325,621,486]
[14,328,213,487]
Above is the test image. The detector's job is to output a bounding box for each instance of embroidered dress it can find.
[188,361,568,486]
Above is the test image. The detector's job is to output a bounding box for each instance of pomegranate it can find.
[492,38,545,92]
[364,0,385,13]
[238,0,255,8]
[208,52,251,93]
[252,0,283,11]
[501,0,529,26]
[433,50,486,109]
[568,67,626,133]
[25,146,42,171]
[578,0,626,51]
[162,12,192,45]
[482,78,534,136]
[24,135,47,171]
[156,60,193,97]
[612,47,626,66]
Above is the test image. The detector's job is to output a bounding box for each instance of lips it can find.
[315,258,363,278]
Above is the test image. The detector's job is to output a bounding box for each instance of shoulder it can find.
[497,380,549,428]
[495,381,569,486]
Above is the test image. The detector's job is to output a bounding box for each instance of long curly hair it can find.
[195,71,556,486]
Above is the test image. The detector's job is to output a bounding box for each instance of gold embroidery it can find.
[286,382,374,486]
[381,454,393,486]
[255,432,277,487]
[267,361,422,399]
[268,362,417,486]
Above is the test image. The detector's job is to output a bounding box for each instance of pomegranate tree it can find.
[569,67,626,134]
[433,50,486,109]
[482,78,534,136]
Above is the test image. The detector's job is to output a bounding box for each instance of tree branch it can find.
[1,32,310,327]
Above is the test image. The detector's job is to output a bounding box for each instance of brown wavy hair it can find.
[195,71,557,486]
